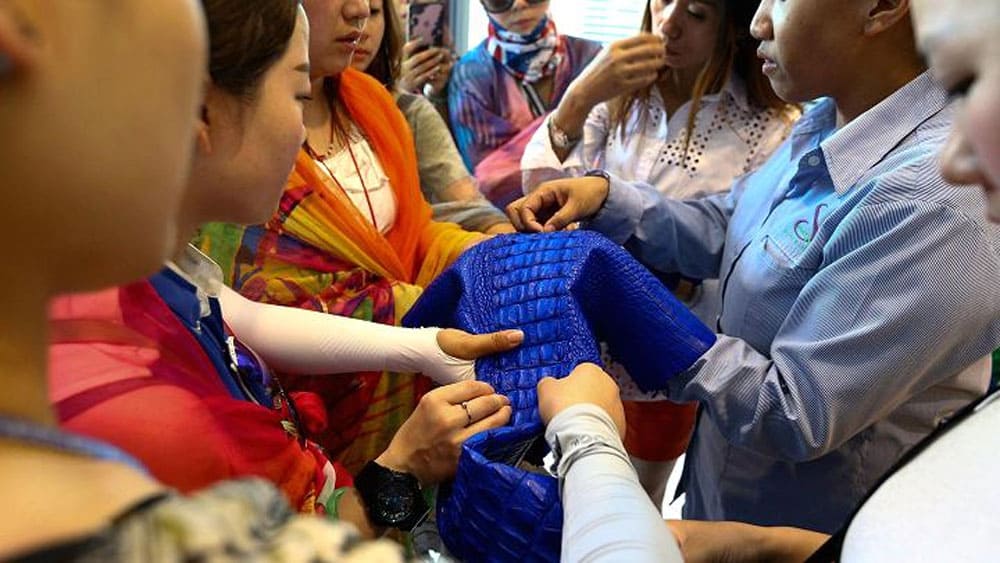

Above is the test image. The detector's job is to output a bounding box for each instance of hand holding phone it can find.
[400,2,454,96]
[407,0,447,49]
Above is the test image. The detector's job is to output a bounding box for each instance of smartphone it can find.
[407,0,447,49]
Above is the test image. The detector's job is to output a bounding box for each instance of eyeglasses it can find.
[480,0,547,15]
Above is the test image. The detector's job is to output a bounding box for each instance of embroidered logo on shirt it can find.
[793,203,829,243]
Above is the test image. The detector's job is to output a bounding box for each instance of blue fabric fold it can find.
[403,231,715,561]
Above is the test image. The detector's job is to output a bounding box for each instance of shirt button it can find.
[807,155,822,167]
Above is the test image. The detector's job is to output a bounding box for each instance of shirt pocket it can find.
[735,235,819,349]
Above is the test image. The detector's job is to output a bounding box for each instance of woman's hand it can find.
[570,33,666,108]
[425,48,455,97]
[537,363,626,439]
[437,327,523,360]
[667,520,830,563]
[399,40,454,96]
[506,175,611,233]
[376,380,512,484]
[422,328,523,385]
[426,27,457,97]
[484,222,517,235]
[550,33,666,144]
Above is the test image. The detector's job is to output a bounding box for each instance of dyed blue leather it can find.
[403,231,715,561]
[437,423,562,563]
[405,231,716,424]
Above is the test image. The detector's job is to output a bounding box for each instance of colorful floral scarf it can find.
[486,15,565,84]
[197,68,481,471]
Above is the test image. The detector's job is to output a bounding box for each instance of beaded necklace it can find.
[305,112,380,231]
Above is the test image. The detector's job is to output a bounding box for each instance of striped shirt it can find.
[521,73,798,324]
[588,72,1000,532]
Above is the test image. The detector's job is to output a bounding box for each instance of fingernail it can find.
[506,330,524,344]
[500,395,511,406]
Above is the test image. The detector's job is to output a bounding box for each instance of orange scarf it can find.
[198,69,481,469]
[291,68,478,285]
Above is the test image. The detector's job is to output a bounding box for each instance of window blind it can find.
[456,0,648,54]
[550,0,646,44]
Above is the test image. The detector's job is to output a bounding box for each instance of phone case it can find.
[407,1,446,48]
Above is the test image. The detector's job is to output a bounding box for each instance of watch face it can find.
[376,480,418,525]
[356,461,427,530]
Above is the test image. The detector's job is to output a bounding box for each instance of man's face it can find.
[750,0,863,103]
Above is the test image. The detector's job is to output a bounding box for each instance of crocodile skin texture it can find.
[403,231,716,562]
[437,423,562,563]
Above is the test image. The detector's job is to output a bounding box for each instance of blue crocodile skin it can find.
[403,231,716,562]
[437,423,563,563]
[404,231,715,424]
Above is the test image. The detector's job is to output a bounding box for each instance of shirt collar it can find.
[819,72,949,194]
[786,98,836,161]
[719,72,750,113]
[649,70,751,113]
[164,244,224,320]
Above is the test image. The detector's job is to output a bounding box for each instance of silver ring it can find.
[460,401,472,427]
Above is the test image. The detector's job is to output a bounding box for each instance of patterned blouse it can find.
[449,35,601,206]
[522,73,799,199]
[317,123,398,235]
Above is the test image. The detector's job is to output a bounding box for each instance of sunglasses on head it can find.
[481,0,547,14]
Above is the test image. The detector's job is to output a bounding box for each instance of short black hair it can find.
[203,0,301,99]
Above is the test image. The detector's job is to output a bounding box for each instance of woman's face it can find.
[303,0,371,78]
[189,7,312,228]
[912,0,1000,220]
[351,0,385,72]
[488,0,550,36]
[0,0,207,291]
[650,0,723,72]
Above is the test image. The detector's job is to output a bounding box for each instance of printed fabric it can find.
[198,68,481,471]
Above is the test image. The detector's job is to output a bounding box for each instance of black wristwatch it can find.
[353,460,429,531]
[583,168,612,187]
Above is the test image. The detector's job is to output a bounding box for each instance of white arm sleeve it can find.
[545,405,683,563]
[218,285,475,385]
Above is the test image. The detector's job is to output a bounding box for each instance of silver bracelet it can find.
[549,118,582,151]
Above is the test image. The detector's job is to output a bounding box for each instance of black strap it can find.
[498,63,548,118]
[806,387,999,561]
[396,92,420,114]
[519,80,547,119]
